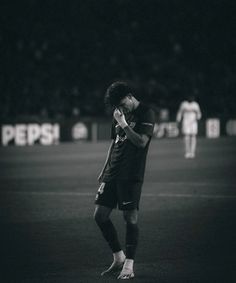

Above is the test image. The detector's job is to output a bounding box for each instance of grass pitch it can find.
[0,138,236,282]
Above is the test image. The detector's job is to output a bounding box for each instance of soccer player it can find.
[176,95,202,158]
[94,81,155,279]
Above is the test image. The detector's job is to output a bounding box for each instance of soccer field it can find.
[0,138,236,283]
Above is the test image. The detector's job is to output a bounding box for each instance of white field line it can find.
[146,181,236,187]
[6,191,236,199]
[144,193,236,199]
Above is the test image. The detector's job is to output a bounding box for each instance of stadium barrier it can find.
[1,119,235,146]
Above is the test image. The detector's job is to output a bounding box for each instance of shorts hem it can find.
[94,200,117,209]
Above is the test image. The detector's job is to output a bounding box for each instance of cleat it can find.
[185,153,191,159]
[185,152,196,158]
[118,268,135,280]
[101,260,125,276]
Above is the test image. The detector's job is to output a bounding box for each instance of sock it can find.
[184,135,191,154]
[113,250,126,262]
[96,219,121,253]
[191,135,197,155]
[126,223,139,259]
[123,259,134,270]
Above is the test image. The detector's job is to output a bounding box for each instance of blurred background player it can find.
[176,95,202,158]
[94,81,155,279]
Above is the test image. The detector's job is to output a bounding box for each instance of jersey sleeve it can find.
[138,109,155,136]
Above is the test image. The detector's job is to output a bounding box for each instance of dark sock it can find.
[96,219,121,253]
[126,223,139,259]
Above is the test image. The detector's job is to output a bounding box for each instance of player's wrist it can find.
[119,121,128,129]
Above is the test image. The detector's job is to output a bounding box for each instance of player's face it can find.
[117,96,134,114]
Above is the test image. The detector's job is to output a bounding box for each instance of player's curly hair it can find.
[104,81,132,108]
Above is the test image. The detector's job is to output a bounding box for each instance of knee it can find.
[94,210,102,224]
[94,209,108,224]
[123,211,138,225]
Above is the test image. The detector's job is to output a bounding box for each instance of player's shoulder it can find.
[139,102,154,112]
[188,101,200,110]
[192,101,200,107]
[136,103,156,124]
[179,100,189,109]
[138,103,155,117]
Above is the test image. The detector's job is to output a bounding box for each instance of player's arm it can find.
[97,139,115,183]
[196,103,202,120]
[123,127,149,148]
[176,103,184,123]
[113,108,154,148]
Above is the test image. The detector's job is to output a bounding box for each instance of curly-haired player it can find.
[94,81,155,279]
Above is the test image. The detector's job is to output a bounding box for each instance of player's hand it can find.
[113,108,128,129]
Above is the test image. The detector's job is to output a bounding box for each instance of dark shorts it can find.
[95,179,143,210]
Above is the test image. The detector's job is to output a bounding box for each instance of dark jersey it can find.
[102,103,155,182]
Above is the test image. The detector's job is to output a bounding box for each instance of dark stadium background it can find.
[1,1,236,283]
[1,0,236,122]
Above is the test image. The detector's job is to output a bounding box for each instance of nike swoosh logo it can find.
[122,201,133,205]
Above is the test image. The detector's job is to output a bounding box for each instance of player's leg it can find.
[182,123,191,158]
[184,134,191,158]
[117,209,138,279]
[190,134,197,158]
[94,182,125,276]
[94,205,125,275]
[94,205,118,252]
[117,181,142,279]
